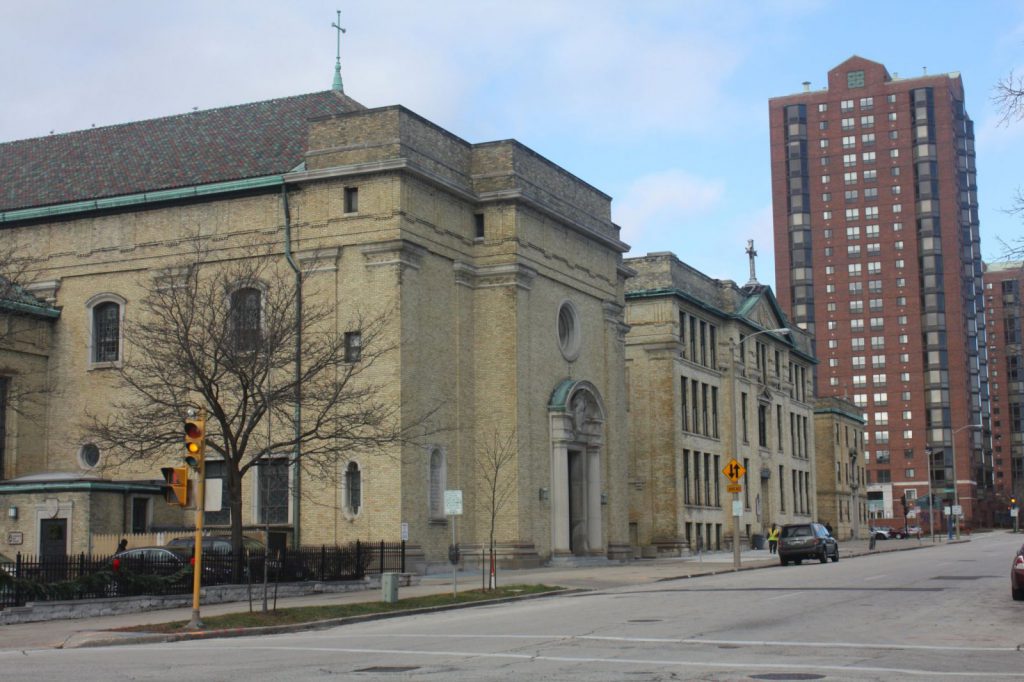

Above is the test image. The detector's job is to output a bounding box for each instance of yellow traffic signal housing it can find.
[184,416,206,469]
[161,466,190,506]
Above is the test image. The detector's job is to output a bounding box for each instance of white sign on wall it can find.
[444,490,463,516]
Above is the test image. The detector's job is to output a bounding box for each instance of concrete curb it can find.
[63,587,582,649]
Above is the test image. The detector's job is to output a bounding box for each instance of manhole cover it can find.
[750,675,825,681]
[354,666,420,673]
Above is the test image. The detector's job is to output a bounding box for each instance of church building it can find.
[0,80,632,567]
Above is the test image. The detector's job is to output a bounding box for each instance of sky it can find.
[2,0,1022,285]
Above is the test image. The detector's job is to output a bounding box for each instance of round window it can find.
[79,443,101,468]
[557,300,581,361]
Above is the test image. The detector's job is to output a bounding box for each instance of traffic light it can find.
[184,415,206,469]
[1012,497,1018,509]
[161,466,190,506]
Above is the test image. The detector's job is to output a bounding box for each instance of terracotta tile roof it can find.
[0,90,363,212]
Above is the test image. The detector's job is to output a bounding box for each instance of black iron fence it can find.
[0,540,404,610]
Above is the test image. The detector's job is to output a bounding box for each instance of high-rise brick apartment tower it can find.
[983,261,1023,515]
[769,56,993,529]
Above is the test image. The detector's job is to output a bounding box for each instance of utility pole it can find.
[951,424,980,542]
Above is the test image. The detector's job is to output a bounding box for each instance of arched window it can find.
[344,461,361,515]
[429,448,445,520]
[230,287,261,351]
[86,295,125,366]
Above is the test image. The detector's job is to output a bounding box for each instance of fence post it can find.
[14,553,21,607]
[401,540,406,574]
[378,540,384,575]
[320,545,326,581]
[356,540,363,579]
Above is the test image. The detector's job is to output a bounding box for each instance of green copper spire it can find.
[331,10,346,92]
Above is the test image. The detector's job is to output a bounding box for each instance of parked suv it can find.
[165,535,269,583]
[778,522,839,565]
[165,535,266,554]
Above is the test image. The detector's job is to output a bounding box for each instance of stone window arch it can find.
[343,460,362,518]
[86,293,126,367]
[230,286,262,352]
[428,447,446,521]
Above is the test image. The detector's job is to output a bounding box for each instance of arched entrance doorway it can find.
[548,379,606,557]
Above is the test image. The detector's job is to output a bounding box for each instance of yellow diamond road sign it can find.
[722,458,746,483]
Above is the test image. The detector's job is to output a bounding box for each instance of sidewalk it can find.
[0,535,948,651]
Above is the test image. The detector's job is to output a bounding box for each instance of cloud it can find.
[614,169,725,249]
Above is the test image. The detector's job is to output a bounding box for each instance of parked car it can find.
[165,535,276,582]
[779,522,839,565]
[111,546,194,579]
[869,526,893,540]
[166,535,265,554]
[906,525,923,538]
[1012,543,1024,601]
[115,545,239,581]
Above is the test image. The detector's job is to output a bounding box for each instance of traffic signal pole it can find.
[732,489,741,570]
[185,410,207,631]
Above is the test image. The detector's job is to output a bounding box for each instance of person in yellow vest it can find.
[767,524,780,555]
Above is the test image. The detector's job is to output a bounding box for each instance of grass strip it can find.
[116,584,560,633]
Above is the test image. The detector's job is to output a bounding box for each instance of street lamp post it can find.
[731,326,791,570]
[951,423,981,542]
[925,448,936,543]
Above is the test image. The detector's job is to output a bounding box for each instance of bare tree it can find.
[994,70,1024,259]
[0,248,56,422]
[87,241,437,553]
[474,428,517,589]
[994,69,1024,126]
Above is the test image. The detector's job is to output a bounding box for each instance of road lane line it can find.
[106,644,1024,678]
[278,632,1020,653]
[765,591,799,601]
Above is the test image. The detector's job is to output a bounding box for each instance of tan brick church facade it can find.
[0,91,632,566]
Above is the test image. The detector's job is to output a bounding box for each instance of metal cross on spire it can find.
[331,10,346,93]
[745,239,759,286]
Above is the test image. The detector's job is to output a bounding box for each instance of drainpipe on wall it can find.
[281,185,302,548]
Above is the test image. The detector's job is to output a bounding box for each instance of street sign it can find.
[732,500,743,517]
[952,504,962,517]
[1012,509,1020,518]
[727,483,743,493]
[722,458,746,483]
[444,489,463,516]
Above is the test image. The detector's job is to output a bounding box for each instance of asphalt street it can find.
[1,531,1021,681]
